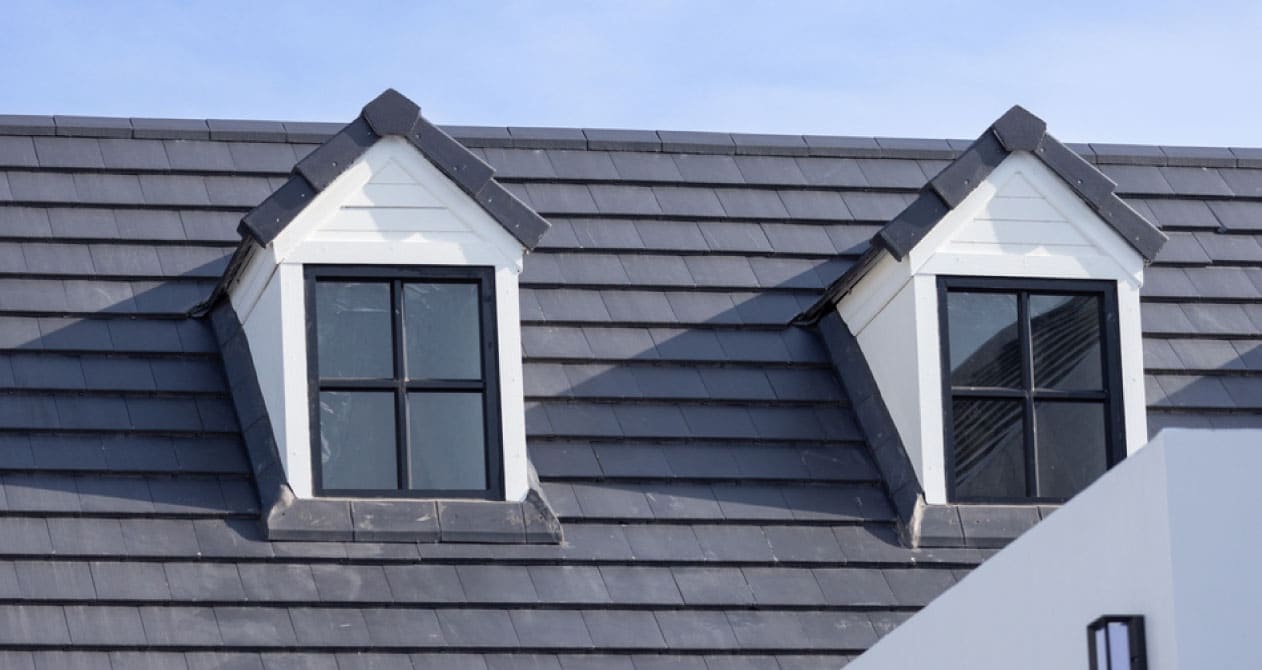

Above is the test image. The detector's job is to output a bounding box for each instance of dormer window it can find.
[941,277,1124,502]
[308,265,502,498]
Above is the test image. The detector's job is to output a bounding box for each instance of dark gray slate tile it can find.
[743,567,826,605]
[140,606,221,645]
[652,186,726,217]
[361,607,445,646]
[438,609,520,647]
[882,569,958,606]
[510,609,593,648]
[48,517,127,555]
[651,612,739,651]
[165,562,246,601]
[238,563,318,601]
[611,152,683,181]
[456,565,539,603]
[0,137,38,167]
[0,606,70,644]
[597,566,681,605]
[34,137,105,168]
[672,567,753,606]
[528,565,611,604]
[582,610,666,649]
[814,568,897,606]
[64,605,145,645]
[289,607,371,646]
[1159,166,1232,196]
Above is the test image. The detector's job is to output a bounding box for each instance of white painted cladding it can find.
[848,428,1262,670]
[837,152,1148,504]
[229,138,530,501]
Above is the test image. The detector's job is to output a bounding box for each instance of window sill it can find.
[916,503,1058,549]
[265,488,563,543]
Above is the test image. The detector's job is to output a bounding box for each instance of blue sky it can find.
[2,1,1259,146]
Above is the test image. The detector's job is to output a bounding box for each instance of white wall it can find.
[848,428,1262,670]
[837,152,1148,504]
[228,138,531,501]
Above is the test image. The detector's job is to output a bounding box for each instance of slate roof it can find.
[0,109,1256,668]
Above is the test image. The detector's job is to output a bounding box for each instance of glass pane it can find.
[952,398,1025,499]
[947,291,1021,388]
[1107,622,1131,669]
[404,282,482,380]
[316,281,393,378]
[1031,294,1103,390]
[1035,402,1107,499]
[319,391,397,490]
[408,392,487,491]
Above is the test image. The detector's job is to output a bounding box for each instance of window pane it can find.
[403,282,482,380]
[1094,627,1110,669]
[319,391,396,490]
[1031,294,1103,390]
[316,282,393,378]
[947,291,1021,388]
[1107,622,1131,669]
[408,392,487,490]
[1035,401,1107,499]
[952,398,1025,499]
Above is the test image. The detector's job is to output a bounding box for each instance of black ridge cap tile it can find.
[131,117,210,140]
[584,128,663,151]
[1229,147,1262,169]
[410,117,495,195]
[874,136,957,159]
[475,180,551,250]
[53,115,132,138]
[1036,134,1117,204]
[0,115,56,136]
[508,126,587,149]
[360,88,421,137]
[928,131,1007,208]
[238,175,317,244]
[1090,142,1168,166]
[443,124,513,147]
[284,120,342,143]
[802,135,883,157]
[294,117,377,191]
[989,105,1046,152]
[730,132,810,156]
[1161,145,1237,168]
[207,118,288,142]
[658,130,736,154]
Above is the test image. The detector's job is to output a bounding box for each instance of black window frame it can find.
[938,276,1126,504]
[1087,615,1147,670]
[305,264,504,500]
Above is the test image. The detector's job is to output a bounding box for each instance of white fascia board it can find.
[836,151,1150,504]
[225,136,532,501]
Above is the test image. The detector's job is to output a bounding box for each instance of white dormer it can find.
[217,90,548,504]
[815,107,1166,507]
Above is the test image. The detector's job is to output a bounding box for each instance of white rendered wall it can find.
[847,428,1262,670]
[228,138,531,500]
[837,152,1148,504]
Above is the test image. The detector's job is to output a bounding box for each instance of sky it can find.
[1,1,1259,147]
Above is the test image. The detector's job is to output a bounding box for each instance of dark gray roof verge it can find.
[237,89,550,251]
[798,105,1169,324]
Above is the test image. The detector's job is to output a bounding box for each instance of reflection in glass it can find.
[948,292,1021,388]
[404,282,481,380]
[408,393,486,490]
[952,398,1025,499]
[1107,622,1131,669]
[319,392,396,490]
[316,282,393,378]
[1031,294,1103,390]
[1035,401,1107,499]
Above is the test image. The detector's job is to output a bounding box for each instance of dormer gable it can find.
[806,106,1167,524]
[204,90,558,542]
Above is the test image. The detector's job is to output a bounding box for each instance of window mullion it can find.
[392,279,409,490]
[1019,291,1038,498]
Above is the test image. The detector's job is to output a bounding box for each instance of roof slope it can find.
[0,112,1255,667]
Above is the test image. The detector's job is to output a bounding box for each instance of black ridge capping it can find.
[210,300,561,544]
[237,88,550,251]
[802,105,1169,323]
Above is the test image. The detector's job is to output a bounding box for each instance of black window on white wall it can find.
[939,276,1125,502]
[306,265,503,499]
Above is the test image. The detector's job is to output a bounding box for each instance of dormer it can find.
[204,90,558,541]
[804,106,1167,518]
